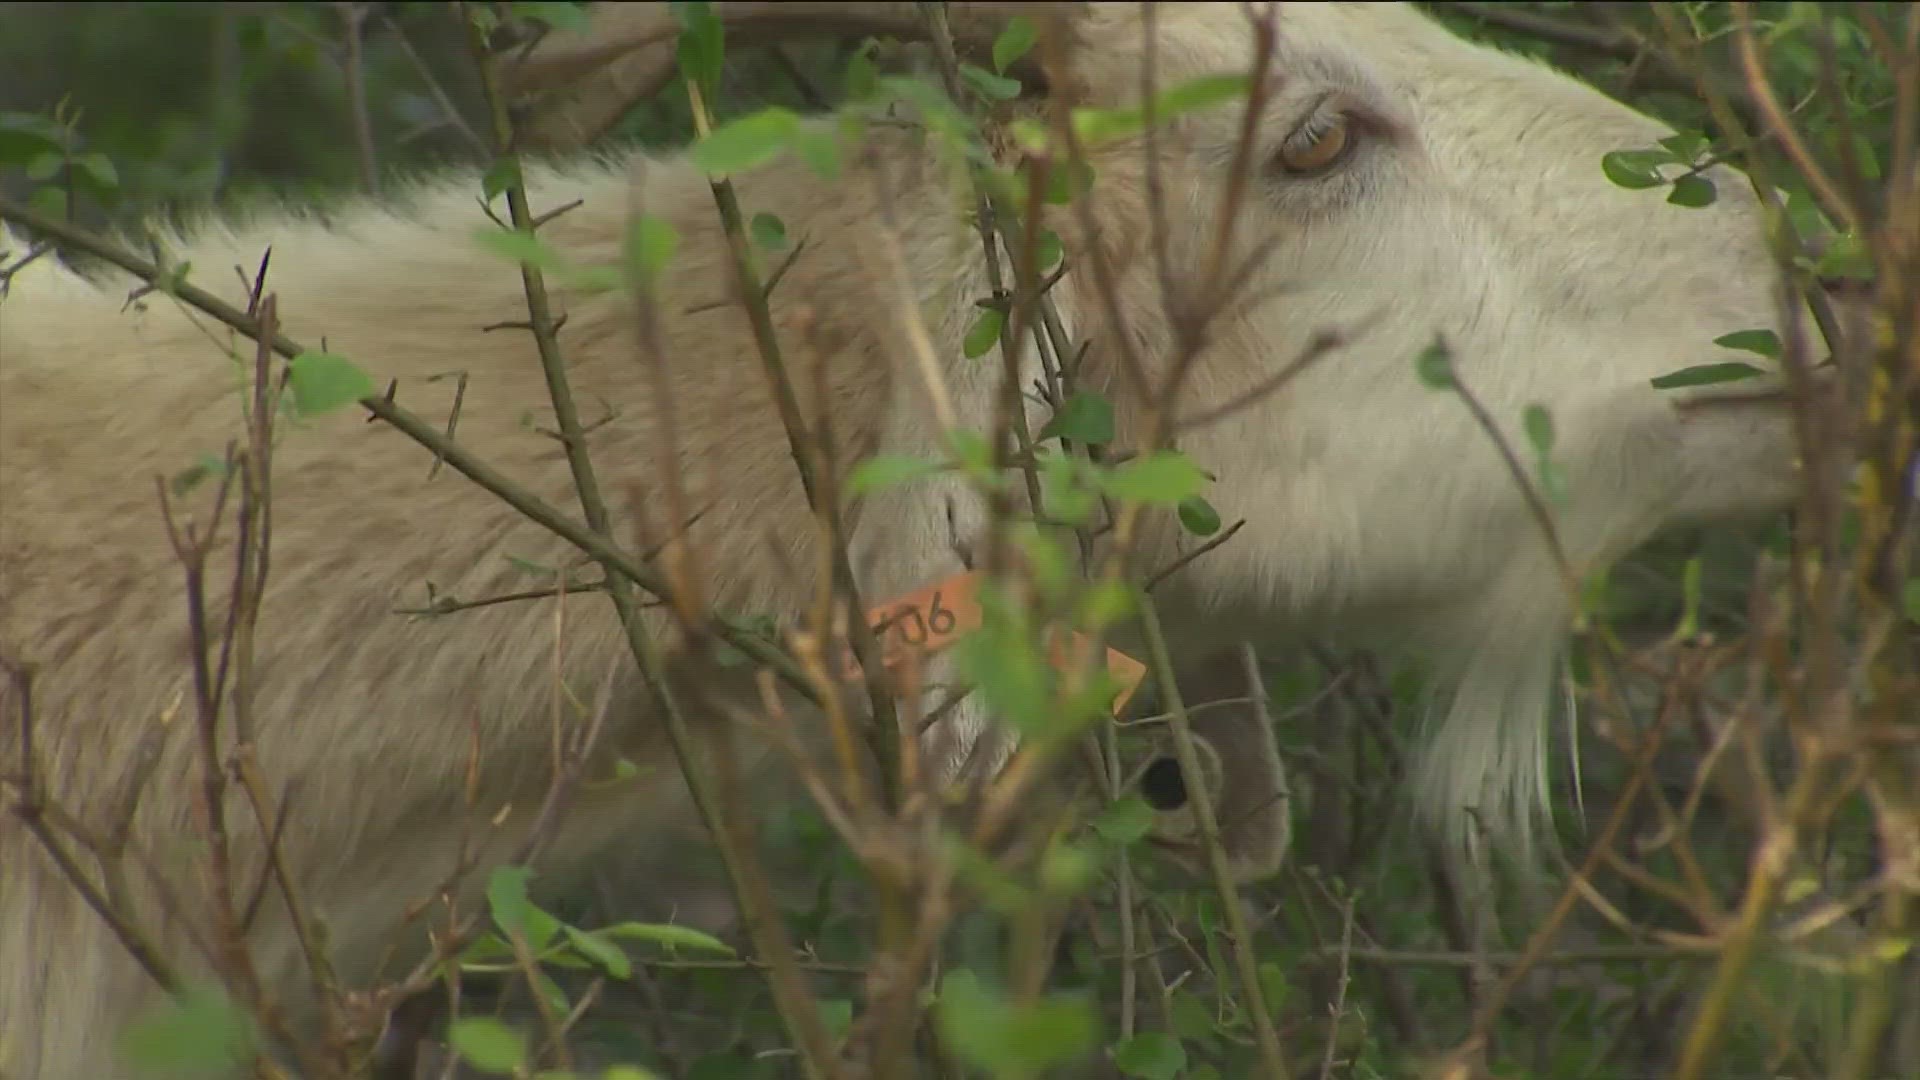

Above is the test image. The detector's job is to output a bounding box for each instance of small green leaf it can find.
[1900,577,1919,625]
[961,62,1023,102]
[1667,174,1716,207]
[1038,390,1114,446]
[792,126,842,180]
[596,920,736,955]
[1414,339,1455,389]
[118,985,257,1077]
[842,38,880,100]
[0,111,68,162]
[1522,404,1555,454]
[624,215,678,280]
[1094,795,1156,845]
[484,865,535,939]
[671,1,724,98]
[72,151,117,191]
[1040,839,1101,894]
[1102,451,1207,504]
[27,185,64,219]
[1657,132,1708,161]
[565,925,633,980]
[1077,578,1138,628]
[1114,1031,1187,1080]
[689,107,800,176]
[510,1,589,31]
[1043,160,1095,205]
[1536,457,1570,506]
[937,974,1099,1077]
[26,149,62,181]
[750,211,787,249]
[481,158,521,203]
[474,226,565,271]
[846,453,945,497]
[963,307,1005,359]
[817,998,855,1041]
[1600,149,1666,189]
[1649,361,1765,390]
[1073,74,1251,145]
[1177,496,1221,537]
[1712,328,1784,359]
[992,16,1037,74]
[285,351,374,417]
[448,1017,527,1075]
[1036,228,1063,271]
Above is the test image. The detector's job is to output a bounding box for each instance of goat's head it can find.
[502,2,1812,860]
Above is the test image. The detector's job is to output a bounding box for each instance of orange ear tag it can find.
[798,570,1147,715]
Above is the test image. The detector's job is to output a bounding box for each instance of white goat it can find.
[0,3,1810,1076]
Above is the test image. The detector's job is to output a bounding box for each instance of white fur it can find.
[0,4,1808,1076]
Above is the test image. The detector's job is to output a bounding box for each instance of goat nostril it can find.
[1140,756,1189,810]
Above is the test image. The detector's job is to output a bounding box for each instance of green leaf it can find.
[448,1017,527,1074]
[1600,149,1666,189]
[485,864,535,938]
[1043,160,1095,205]
[1903,578,1920,625]
[671,1,724,98]
[1414,339,1454,389]
[1040,839,1101,895]
[285,351,374,418]
[26,149,62,181]
[963,307,1005,359]
[993,16,1037,74]
[1657,132,1709,162]
[481,158,521,203]
[1667,174,1716,207]
[1073,74,1251,145]
[750,211,787,249]
[937,973,1099,1077]
[74,150,118,192]
[1712,328,1784,359]
[1094,795,1156,845]
[1649,361,1766,390]
[952,602,1057,738]
[817,998,855,1041]
[565,925,633,980]
[625,215,678,280]
[792,126,842,180]
[1100,450,1207,504]
[596,920,736,955]
[1522,404,1555,454]
[510,2,589,31]
[1536,457,1570,506]
[118,985,257,1077]
[1038,390,1114,446]
[1077,578,1139,628]
[689,107,800,176]
[961,62,1023,102]
[1177,496,1221,537]
[1113,1031,1187,1080]
[843,38,881,100]
[27,185,65,219]
[474,226,565,271]
[846,453,945,497]
[1036,228,1063,272]
[0,111,67,162]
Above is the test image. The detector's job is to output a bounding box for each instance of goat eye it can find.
[1274,112,1354,177]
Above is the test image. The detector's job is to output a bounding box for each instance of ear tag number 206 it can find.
[812,570,1147,715]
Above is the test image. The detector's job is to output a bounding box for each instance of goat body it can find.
[1,4,1808,1076]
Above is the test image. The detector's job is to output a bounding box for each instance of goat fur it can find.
[0,3,1810,1076]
